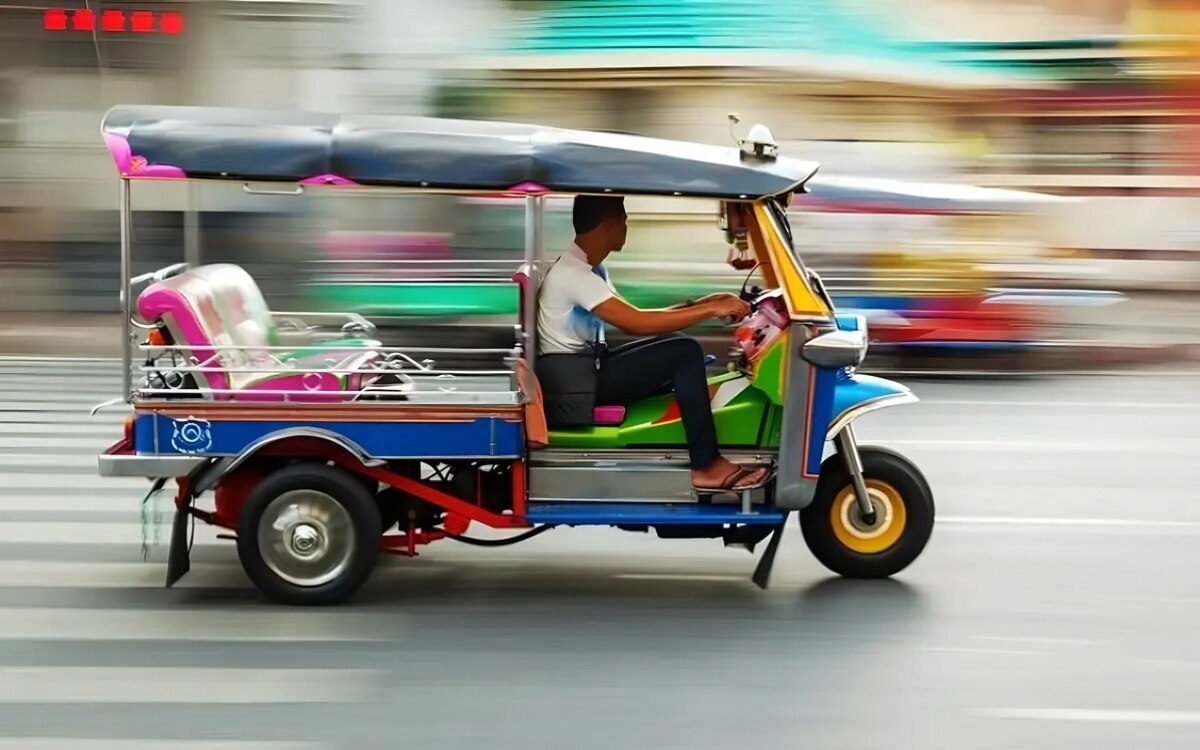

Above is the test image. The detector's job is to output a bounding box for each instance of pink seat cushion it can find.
[137,263,377,401]
[592,406,626,425]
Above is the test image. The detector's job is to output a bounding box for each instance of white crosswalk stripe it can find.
[0,742,327,750]
[0,358,384,746]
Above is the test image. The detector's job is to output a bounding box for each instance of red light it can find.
[44,8,68,31]
[160,11,184,35]
[131,10,153,32]
[101,10,125,32]
[73,9,96,31]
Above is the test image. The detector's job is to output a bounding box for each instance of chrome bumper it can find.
[98,453,206,478]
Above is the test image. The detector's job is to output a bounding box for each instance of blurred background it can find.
[2,6,1200,748]
[1,0,1199,373]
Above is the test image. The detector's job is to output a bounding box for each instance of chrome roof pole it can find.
[184,182,200,269]
[119,178,133,402]
[522,194,545,372]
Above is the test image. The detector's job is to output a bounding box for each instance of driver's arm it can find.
[593,295,745,336]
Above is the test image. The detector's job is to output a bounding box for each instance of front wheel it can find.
[800,446,934,578]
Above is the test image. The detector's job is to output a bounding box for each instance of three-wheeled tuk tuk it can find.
[97,105,934,604]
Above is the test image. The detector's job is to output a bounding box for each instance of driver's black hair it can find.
[573,195,625,235]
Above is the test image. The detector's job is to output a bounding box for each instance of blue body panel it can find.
[834,313,862,331]
[829,372,911,431]
[133,413,523,459]
[526,501,785,526]
[806,367,840,475]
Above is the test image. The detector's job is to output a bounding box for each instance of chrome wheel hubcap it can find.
[838,489,894,539]
[258,490,355,587]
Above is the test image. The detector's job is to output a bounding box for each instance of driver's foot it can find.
[692,457,771,491]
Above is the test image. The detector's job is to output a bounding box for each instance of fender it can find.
[827,370,918,439]
[192,426,384,494]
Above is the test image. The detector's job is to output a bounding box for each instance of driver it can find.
[536,195,771,492]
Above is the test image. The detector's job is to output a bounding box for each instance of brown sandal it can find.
[693,466,750,492]
[731,465,772,490]
[693,464,773,492]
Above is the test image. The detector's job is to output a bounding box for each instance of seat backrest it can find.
[138,268,235,396]
[513,264,536,356]
[190,264,277,352]
[137,263,277,395]
[511,264,625,428]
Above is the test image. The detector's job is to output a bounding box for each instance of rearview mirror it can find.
[801,328,867,369]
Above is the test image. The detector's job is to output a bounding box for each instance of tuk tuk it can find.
[96,105,934,605]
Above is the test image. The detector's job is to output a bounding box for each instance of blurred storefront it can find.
[439,0,1200,291]
[3,0,1200,319]
[0,0,512,312]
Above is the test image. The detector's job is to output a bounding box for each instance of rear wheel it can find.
[237,463,382,605]
[800,446,933,578]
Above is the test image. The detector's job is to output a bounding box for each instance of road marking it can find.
[973,636,1100,646]
[0,608,394,642]
[920,399,1200,409]
[0,356,120,363]
[939,516,1200,529]
[0,742,325,750]
[0,474,150,491]
[0,403,121,413]
[0,437,118,450]
[0,496,144,513]
[881,439,1196,453]
[0,667,375,704]
[974,708,1200,724]
[1111,596,1200,605]
[0,423,125,436]
[921,647,1043,657]
[0,561,240,588]
[0,523,226,546]
[614,574,746,583]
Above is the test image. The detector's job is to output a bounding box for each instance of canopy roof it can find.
[101,105,820,200]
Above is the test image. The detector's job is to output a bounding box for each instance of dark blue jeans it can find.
[596,334,719,469]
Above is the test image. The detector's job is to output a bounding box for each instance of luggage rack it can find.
[132,341,524,406]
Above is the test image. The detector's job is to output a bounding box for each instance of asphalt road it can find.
[0,357,1198,749]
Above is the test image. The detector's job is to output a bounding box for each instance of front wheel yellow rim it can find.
[829,480,907,554]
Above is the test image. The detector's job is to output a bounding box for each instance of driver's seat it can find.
[512,265,625,426]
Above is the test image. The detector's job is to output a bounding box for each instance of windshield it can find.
[767,196,794,250]
[766,195,837,313]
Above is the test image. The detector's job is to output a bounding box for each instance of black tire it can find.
[800,446,934,578]
[236,463,382,605]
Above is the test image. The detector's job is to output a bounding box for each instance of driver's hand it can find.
[704,293,751,320]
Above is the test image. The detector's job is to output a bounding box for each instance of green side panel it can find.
[309,283,519,318]
[308,279,728,321]
[752,336,788,406]
[279,337,377,362]
[546,372,772,449]
[761,403,782,449]
[544,426,624,448]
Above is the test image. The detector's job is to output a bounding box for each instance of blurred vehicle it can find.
[303,173,1124,372]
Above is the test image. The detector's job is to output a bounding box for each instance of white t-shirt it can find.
[536,243,617,355]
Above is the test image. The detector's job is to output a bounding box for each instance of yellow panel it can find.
[752,202,831,318]
[742,205,779,289]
